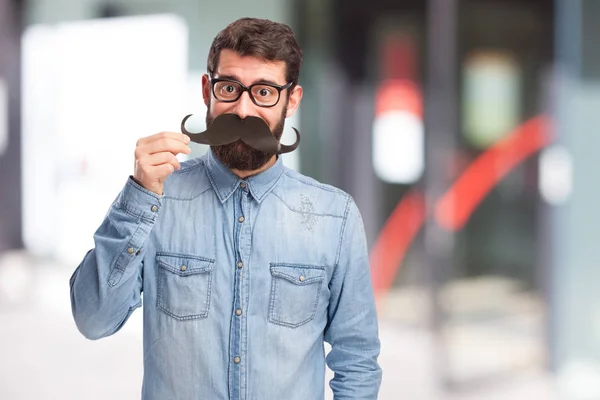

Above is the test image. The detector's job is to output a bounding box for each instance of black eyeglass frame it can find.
[209,76,294,108]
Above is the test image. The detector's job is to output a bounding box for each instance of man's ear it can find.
[202,74,211,107]
[285,85,303,118]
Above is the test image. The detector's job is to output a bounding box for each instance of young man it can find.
[69,17,382,399]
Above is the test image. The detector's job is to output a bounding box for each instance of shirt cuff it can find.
[116,176,163,223]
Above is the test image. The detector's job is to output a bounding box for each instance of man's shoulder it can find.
[278,167,354,217]
[162,155,211,199]
[281,167,350,197]
[177,156,207,174]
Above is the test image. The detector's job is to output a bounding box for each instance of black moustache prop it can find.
[180,113,300,155]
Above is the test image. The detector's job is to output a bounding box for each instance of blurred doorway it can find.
[0,0,24,253]
[296,0,555,390]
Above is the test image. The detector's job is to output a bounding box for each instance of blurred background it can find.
[1,0,599,398]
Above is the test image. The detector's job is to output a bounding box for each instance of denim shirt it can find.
[69,149,382,400]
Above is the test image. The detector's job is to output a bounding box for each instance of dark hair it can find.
[207,18,303,87]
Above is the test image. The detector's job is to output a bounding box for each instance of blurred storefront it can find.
[295,0,600,396]
[0,0,24,253]
[1,0,600,397]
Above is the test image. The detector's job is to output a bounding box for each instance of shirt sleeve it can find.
[324,196,383,399]
[69,176,162,340]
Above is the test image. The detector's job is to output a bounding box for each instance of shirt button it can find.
[237,261,243,269]
[240,182,247,189]
[151,205,158,212]
[180,265,187,272]
[235,309,242,316]
[127,247,135,254]
[233,356,241,364]
[238,216,245,223]
[299,275,306,282]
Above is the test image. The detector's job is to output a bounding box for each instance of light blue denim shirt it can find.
[69,149,382,399]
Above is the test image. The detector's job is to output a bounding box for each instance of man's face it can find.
[202,49,302,172]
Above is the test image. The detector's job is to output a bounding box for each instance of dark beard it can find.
[207,104,286,172]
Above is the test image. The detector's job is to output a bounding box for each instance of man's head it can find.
[202,18,303,172]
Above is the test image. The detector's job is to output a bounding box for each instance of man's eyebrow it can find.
[215,74,282,87]
[251,78,281,86]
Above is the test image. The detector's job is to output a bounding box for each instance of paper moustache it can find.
[180,113,300,155]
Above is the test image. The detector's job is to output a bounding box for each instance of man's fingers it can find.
[153,163,176,178]
[136,131,191,147]
[138,137,191,157]
[132,131,192,195]
[145,152,182,170]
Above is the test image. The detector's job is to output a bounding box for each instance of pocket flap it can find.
[270,264,325,285]
[157,253,214,276]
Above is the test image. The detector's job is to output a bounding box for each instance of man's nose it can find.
[233,91,255,119]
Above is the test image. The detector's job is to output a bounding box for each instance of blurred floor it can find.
[0,251,558,400]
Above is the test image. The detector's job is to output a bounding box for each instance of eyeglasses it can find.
[210,77,293,108]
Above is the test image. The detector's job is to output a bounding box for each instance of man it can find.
[69,17,382,399]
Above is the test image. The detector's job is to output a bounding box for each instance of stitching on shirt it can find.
[115,202,155,224]
[164,159,214,200]
[155,251,215,263]
[334,196,352,267]
[283,170,345,194]
[172,157,204,173]
[205,162,237,202]
[156,254,214,321]
[129,178,163,200]
[268,277,323,329]
[252,167,285,202]
[271,192,345,218]
[107,223,144,287]
[115,223,144,273]
[269,263,326,270]
[221,181,237,201]
[162,186,213,201]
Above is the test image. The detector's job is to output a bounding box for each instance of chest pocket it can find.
[156,253,215,321]
[268,264,325,329]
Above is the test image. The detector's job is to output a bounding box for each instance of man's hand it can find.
[133,132,191,195]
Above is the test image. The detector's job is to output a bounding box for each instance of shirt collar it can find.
[205,148,284,204]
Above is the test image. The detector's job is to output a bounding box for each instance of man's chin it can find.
[211,142,271,171]
[234,141,246,152]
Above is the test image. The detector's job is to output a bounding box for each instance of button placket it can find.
[230,187,247,388]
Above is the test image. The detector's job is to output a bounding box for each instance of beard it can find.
[207,101,287,172]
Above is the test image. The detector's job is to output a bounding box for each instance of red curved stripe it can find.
[370,115,554,300]
[435,116,554,231]
[370,190,426,299]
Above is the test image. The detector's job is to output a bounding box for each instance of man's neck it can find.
[231,155,277,179]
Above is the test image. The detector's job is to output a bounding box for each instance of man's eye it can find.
[224,85,236,92]
[258,88,272,96]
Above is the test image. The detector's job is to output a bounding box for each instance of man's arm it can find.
[69,177,161,340]
[70,131,189,339]
[325,197,382,399]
